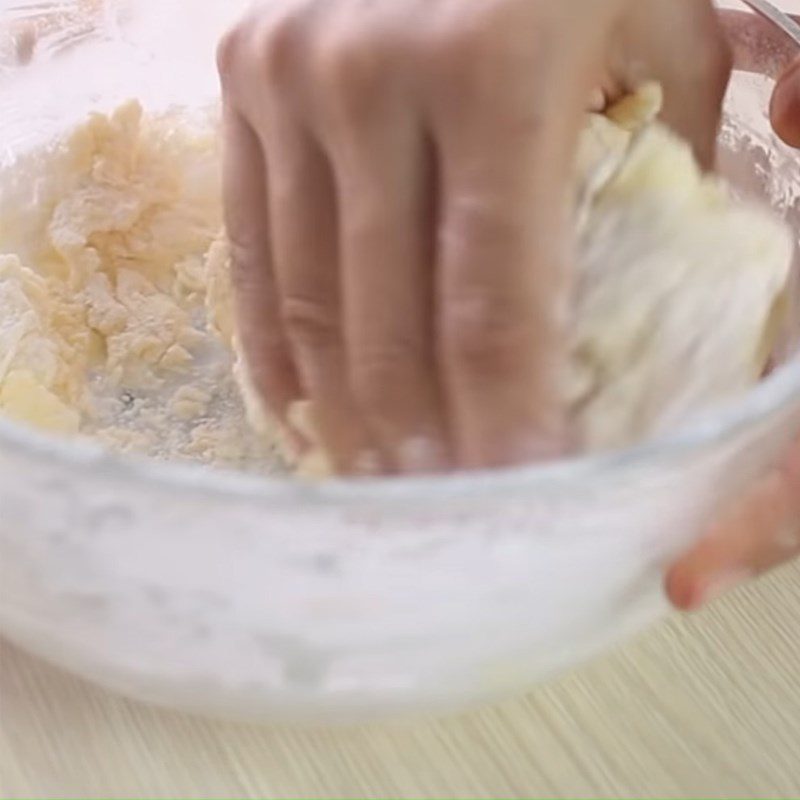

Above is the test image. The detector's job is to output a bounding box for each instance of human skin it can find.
[666,436,800,610]
[667,18,800,610]
[218,0,799,609]
[217,0,731,476]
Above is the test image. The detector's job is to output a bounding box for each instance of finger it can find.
[430,76,577,468]
[588,72,627,112]
[262,112,382,475]
[587,84,624,113]
[771,57,800,147]
[222,105,303,426]
[614,0,732,169]
[325,98,449,474]
[666,437,800,611]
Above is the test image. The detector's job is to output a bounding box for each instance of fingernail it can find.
[397,436,447,474]
[693,568,752,609]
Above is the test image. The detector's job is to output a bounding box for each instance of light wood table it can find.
[1,561,799,799]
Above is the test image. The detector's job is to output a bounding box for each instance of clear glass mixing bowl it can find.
[0,0,798,724]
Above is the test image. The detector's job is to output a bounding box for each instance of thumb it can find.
[771,56,800,147]
[666,438,800,611]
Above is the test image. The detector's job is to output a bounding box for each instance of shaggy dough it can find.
[0,102,282,471]
[570,84,793,449]
[0,87,793,474]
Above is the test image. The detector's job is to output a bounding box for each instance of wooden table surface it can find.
[1,561,799,799]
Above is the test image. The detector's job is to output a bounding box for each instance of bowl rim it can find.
[0,3,799,511]
[1,359,798,509]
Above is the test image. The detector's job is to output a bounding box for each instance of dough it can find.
[570,84,793,449]
[0,102,283,472]
[0,87,793,475]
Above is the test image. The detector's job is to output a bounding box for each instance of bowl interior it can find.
[0,0,797,495]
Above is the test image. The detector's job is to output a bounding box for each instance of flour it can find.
[0,88,793,474]
[0,101,284,473]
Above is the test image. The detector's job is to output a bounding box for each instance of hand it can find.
[667,439,800,610]
[667,34,800,611]
[218,0,730,475]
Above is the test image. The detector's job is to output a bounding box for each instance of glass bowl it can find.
[0,0,798,724]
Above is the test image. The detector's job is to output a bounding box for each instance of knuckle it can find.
[256,12,307,90]
[424,12,511,96]
[315,31,387,117]
[425,30,481,92]
[439,25,485,67]
[351,343,420,415]
[443,292,531,376]
[216,25,245,81]
[226,239,277,309]
[443,197,523,247]
[281,295,339,350]
[241,328,289,372]
[218,9,308,91]
[227,230,269,281]
[227,236,268,288]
